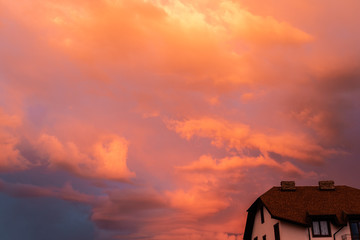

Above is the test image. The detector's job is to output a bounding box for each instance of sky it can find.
[0,0,360,239]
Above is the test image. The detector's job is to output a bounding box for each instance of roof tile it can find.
[260,185,360,225]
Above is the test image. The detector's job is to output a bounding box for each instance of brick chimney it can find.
[281,181,296,191]
[319,180,335,190]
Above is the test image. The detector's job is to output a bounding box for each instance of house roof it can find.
[243,185,360,240]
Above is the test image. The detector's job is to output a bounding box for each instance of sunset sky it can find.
[1,0,360,239]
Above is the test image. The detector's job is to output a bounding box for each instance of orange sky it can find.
[1,0,360,239]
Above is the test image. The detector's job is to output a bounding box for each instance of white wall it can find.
[251,206,280,240]
[332,224,351,240]
[303,222,352,240]
[279,221,307,240]
[251,206,352,240]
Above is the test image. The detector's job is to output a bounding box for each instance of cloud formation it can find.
[37,134,135,181]
[167,117,336,163]
[0,0,359,239]
[0,110,27,171]
[177,154,307,177]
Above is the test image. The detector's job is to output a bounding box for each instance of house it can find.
[243,181,360,240]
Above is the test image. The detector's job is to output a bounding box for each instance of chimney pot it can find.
[319,180,335,190]
[281,181,296,191]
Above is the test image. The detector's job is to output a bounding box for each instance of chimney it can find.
[319,180,335,190]
[281,181,296,191]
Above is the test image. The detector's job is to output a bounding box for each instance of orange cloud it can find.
[0,134,25,171]
[0,109,21,128]
[145,227,230,240]
[177,154,309,178]
[37,134,135,181]
[167,117,250,147]
[0,109,28,171]
[0,0,359,239]
[218,1,313,45]
[167,117,337,163]
[2,0,313,92]
[166,186,230,217]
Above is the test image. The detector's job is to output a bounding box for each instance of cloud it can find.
[91,187,169,235]
[167,117,337,163]
[0,0,359,239]
[37,134,136,181]
[59,182,96,203]
[1,0,313,92]
[166,187,230,217]
[0,135,25,171]
[177,154,307,177]
[142,227,230,240]
[288,65,360,148]
[0,109,21,128]
[218,1,313,45]
[0,179,53,198]
[90,185,239,239]
[0,179,95,204]
[0,109,28,172]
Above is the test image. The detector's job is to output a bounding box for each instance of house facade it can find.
[243,181,360,240]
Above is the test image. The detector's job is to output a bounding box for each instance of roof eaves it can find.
[243,198,261,240]
[270,215,309,227]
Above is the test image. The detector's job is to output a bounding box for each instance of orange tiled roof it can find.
[243,185,360,240]
[260,185,360,225]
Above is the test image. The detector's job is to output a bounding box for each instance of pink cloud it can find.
[0,109,21,128]
[141,227,230,240]
[167,117,337,163]
[0,110,28,172]
[0,0,359,239]
[37,134,135,181]
[1,0,314,92]
[166,187,230,217]
[176,154,308,177]
[217,1,313,45]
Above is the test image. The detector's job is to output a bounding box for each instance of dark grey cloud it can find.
[0,193,96,240]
